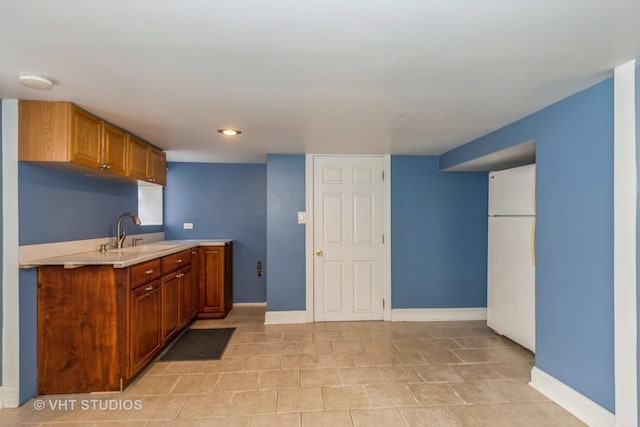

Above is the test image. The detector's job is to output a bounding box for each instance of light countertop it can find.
[21,239,232,269]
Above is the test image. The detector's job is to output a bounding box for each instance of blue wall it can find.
[19,269,36,403]
[266,154,306,311]
[264,154,488,312]
[19,163,161,245]
[163,162,267,303]
[444,79,615,412]
[391,156,488,308]
[18,164,162,403]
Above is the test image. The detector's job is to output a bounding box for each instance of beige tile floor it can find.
[0,306,585,426]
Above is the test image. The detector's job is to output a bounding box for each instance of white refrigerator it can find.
[487,163,536,352]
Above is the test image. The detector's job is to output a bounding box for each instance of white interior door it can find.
[313,156,385,321]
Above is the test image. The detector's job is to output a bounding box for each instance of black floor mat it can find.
[160,328,235,361]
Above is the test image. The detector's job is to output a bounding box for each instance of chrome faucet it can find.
[116,212,141,249]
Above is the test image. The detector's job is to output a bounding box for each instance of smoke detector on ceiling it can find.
[18,74,55,90]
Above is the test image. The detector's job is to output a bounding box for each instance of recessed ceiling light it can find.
[218,129,242,136]
[18,74,55,90]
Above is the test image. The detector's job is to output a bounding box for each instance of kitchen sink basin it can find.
[110,244,181,253]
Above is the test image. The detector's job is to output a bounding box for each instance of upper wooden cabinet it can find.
[127,134,150,181]
[102,122,128,176]
[127,135,167,185]
[68,105,103,168]
[19,100,166,186]
[149,147,167,185]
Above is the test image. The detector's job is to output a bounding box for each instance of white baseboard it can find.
[391,307,487,321]
[233,302,267,307]
[530,367,615,427]
[1,385,19,408]
[264,310,307,324]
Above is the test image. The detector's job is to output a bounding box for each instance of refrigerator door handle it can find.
[531,221,536,266]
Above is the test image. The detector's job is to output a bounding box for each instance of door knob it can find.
[316,250,323,256]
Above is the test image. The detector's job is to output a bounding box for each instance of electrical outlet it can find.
[297,212,306,224]
[183,223,193,229]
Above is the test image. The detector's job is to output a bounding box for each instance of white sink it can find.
[110,244,180,253]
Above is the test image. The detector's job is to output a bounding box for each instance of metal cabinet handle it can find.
[316,250,323,257]
[145,269,154,274]
[176,259,183,263]
[144,285,154,291]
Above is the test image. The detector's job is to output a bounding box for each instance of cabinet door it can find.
[162,273,180,342]
[224,243,234,316]
[18,101,70,162]
[178,266,196,326]
[149,147,167,185]
[69,105,103,169]
[102,122,128,175]
[189,249,199,315]
[198,247,225,316]
[130,280,161,377]
[127,135,149,181]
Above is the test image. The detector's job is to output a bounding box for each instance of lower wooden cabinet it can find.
[179,264,198,326]
[130,279,162,377]
[37,265,129,395]
[37,249,201,394]
[162,263,195,342]
[36,244,233,394]
[161,273,180,342]
[197,242,233,319]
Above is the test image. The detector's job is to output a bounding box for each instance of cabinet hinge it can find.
[383,299,385,309]
[382,170,385,180]
[382,234,385,244]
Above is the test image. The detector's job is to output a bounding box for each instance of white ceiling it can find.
[1,0,639,163]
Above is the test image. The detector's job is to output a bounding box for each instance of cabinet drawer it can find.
[131,259,161,289]
[162,250,191,274]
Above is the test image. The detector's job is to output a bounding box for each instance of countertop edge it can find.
[22,240,233,269]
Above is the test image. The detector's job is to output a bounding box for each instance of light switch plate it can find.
[297,212,306,224]
[183,223,193,229]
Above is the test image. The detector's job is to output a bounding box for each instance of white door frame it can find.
[2,100,21,408]
[305,154,391,322]
[613,60,638,426]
